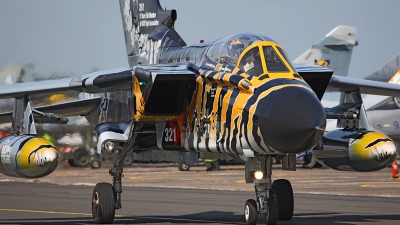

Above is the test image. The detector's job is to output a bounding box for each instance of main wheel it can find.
[272,179,294,221]
[92,182,116,224]
[73,150,90,167]
[178,163,190,171]
[265,198,278,225]
[244,199,258,225]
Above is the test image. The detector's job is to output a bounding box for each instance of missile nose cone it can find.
[258,87,326,153]
[34,148,58,165]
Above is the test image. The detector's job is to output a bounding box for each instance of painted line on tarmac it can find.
[126,216,244,224]
[361,183,400,188]
[0,208,123,217]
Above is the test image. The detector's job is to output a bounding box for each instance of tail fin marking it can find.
[294,25,358,77]
[119,0,185,67]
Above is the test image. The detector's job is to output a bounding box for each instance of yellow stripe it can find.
[209,86,222,145]
[0,208,123,217]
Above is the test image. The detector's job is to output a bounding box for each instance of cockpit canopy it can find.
[206,32,295,77]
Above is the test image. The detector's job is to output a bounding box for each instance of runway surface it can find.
[1,163,400,224]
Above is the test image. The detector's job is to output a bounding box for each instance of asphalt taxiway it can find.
[1,163,400,224]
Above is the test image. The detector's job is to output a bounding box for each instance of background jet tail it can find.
[363,53,400,110]
[119,0,186,67]
[293,25,358,77]
[363,53,400,83]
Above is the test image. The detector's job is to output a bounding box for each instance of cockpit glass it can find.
[263,46,288,72]
[206,33,271,66]
[239,47,263,76]
[276,47,295,72]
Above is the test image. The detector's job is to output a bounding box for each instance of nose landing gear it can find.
[244,155,294,225]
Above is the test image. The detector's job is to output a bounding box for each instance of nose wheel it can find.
[271,179,294,220]
[244,199,258,225]
[264,198,278,225]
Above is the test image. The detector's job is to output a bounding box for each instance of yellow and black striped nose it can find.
[258,86,326,153]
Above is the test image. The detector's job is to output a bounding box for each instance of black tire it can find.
[123,153,133,167]
[265,198,278,225]
[90,155,102,169]
[68,159,76,167]
[244,199,258,225]
[92,182,116,224]
[73,150,90,167]
[272,179,294,221]
[178,163,190,171]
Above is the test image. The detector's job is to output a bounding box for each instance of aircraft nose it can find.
[258,86,326,153]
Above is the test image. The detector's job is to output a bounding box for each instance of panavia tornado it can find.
[0,1,399,224]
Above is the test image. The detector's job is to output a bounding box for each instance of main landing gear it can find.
[244,155,294,225]
[92,146,126,224]
[91,121,139,223]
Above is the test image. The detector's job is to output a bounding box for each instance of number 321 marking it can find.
[164,128,176,142]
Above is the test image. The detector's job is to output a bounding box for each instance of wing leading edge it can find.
[0,68,133,99]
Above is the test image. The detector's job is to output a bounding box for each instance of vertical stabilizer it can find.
[119,0,186,67]
[294,25,358,77]
[363,53,400,83]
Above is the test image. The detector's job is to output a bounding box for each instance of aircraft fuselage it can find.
[91,32,326,156]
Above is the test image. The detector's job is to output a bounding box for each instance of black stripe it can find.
[224,89,239,153]
[27,145,55,165]
[365,138,391,149]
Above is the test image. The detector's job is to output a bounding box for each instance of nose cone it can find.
[258,87,326,153]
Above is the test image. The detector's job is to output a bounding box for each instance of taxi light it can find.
[254,171,264,180]
[104,141,114,151]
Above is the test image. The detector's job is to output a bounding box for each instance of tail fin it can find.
[363,53,400,83]
[293,25,358,77]
[119,0,186,67]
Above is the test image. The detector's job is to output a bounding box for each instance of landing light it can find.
[104,141,114,151]
[254,171,264,180]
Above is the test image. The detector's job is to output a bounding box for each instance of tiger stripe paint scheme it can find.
[0,135,58,178]
[349,131,396,162]
[316,129,397,171]
[117,1,395,170]
[128,40,327,156]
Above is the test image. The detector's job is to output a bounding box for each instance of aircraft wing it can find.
[0,64,196,122]
[0,98,101,124]
[328,75,400,97]
[0,68,133,99]
[294,64,400,98]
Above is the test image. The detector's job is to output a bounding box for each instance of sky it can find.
[0,0,399,82]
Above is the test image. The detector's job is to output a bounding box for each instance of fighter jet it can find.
[0,1,400,224]
[362,54,400,139]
